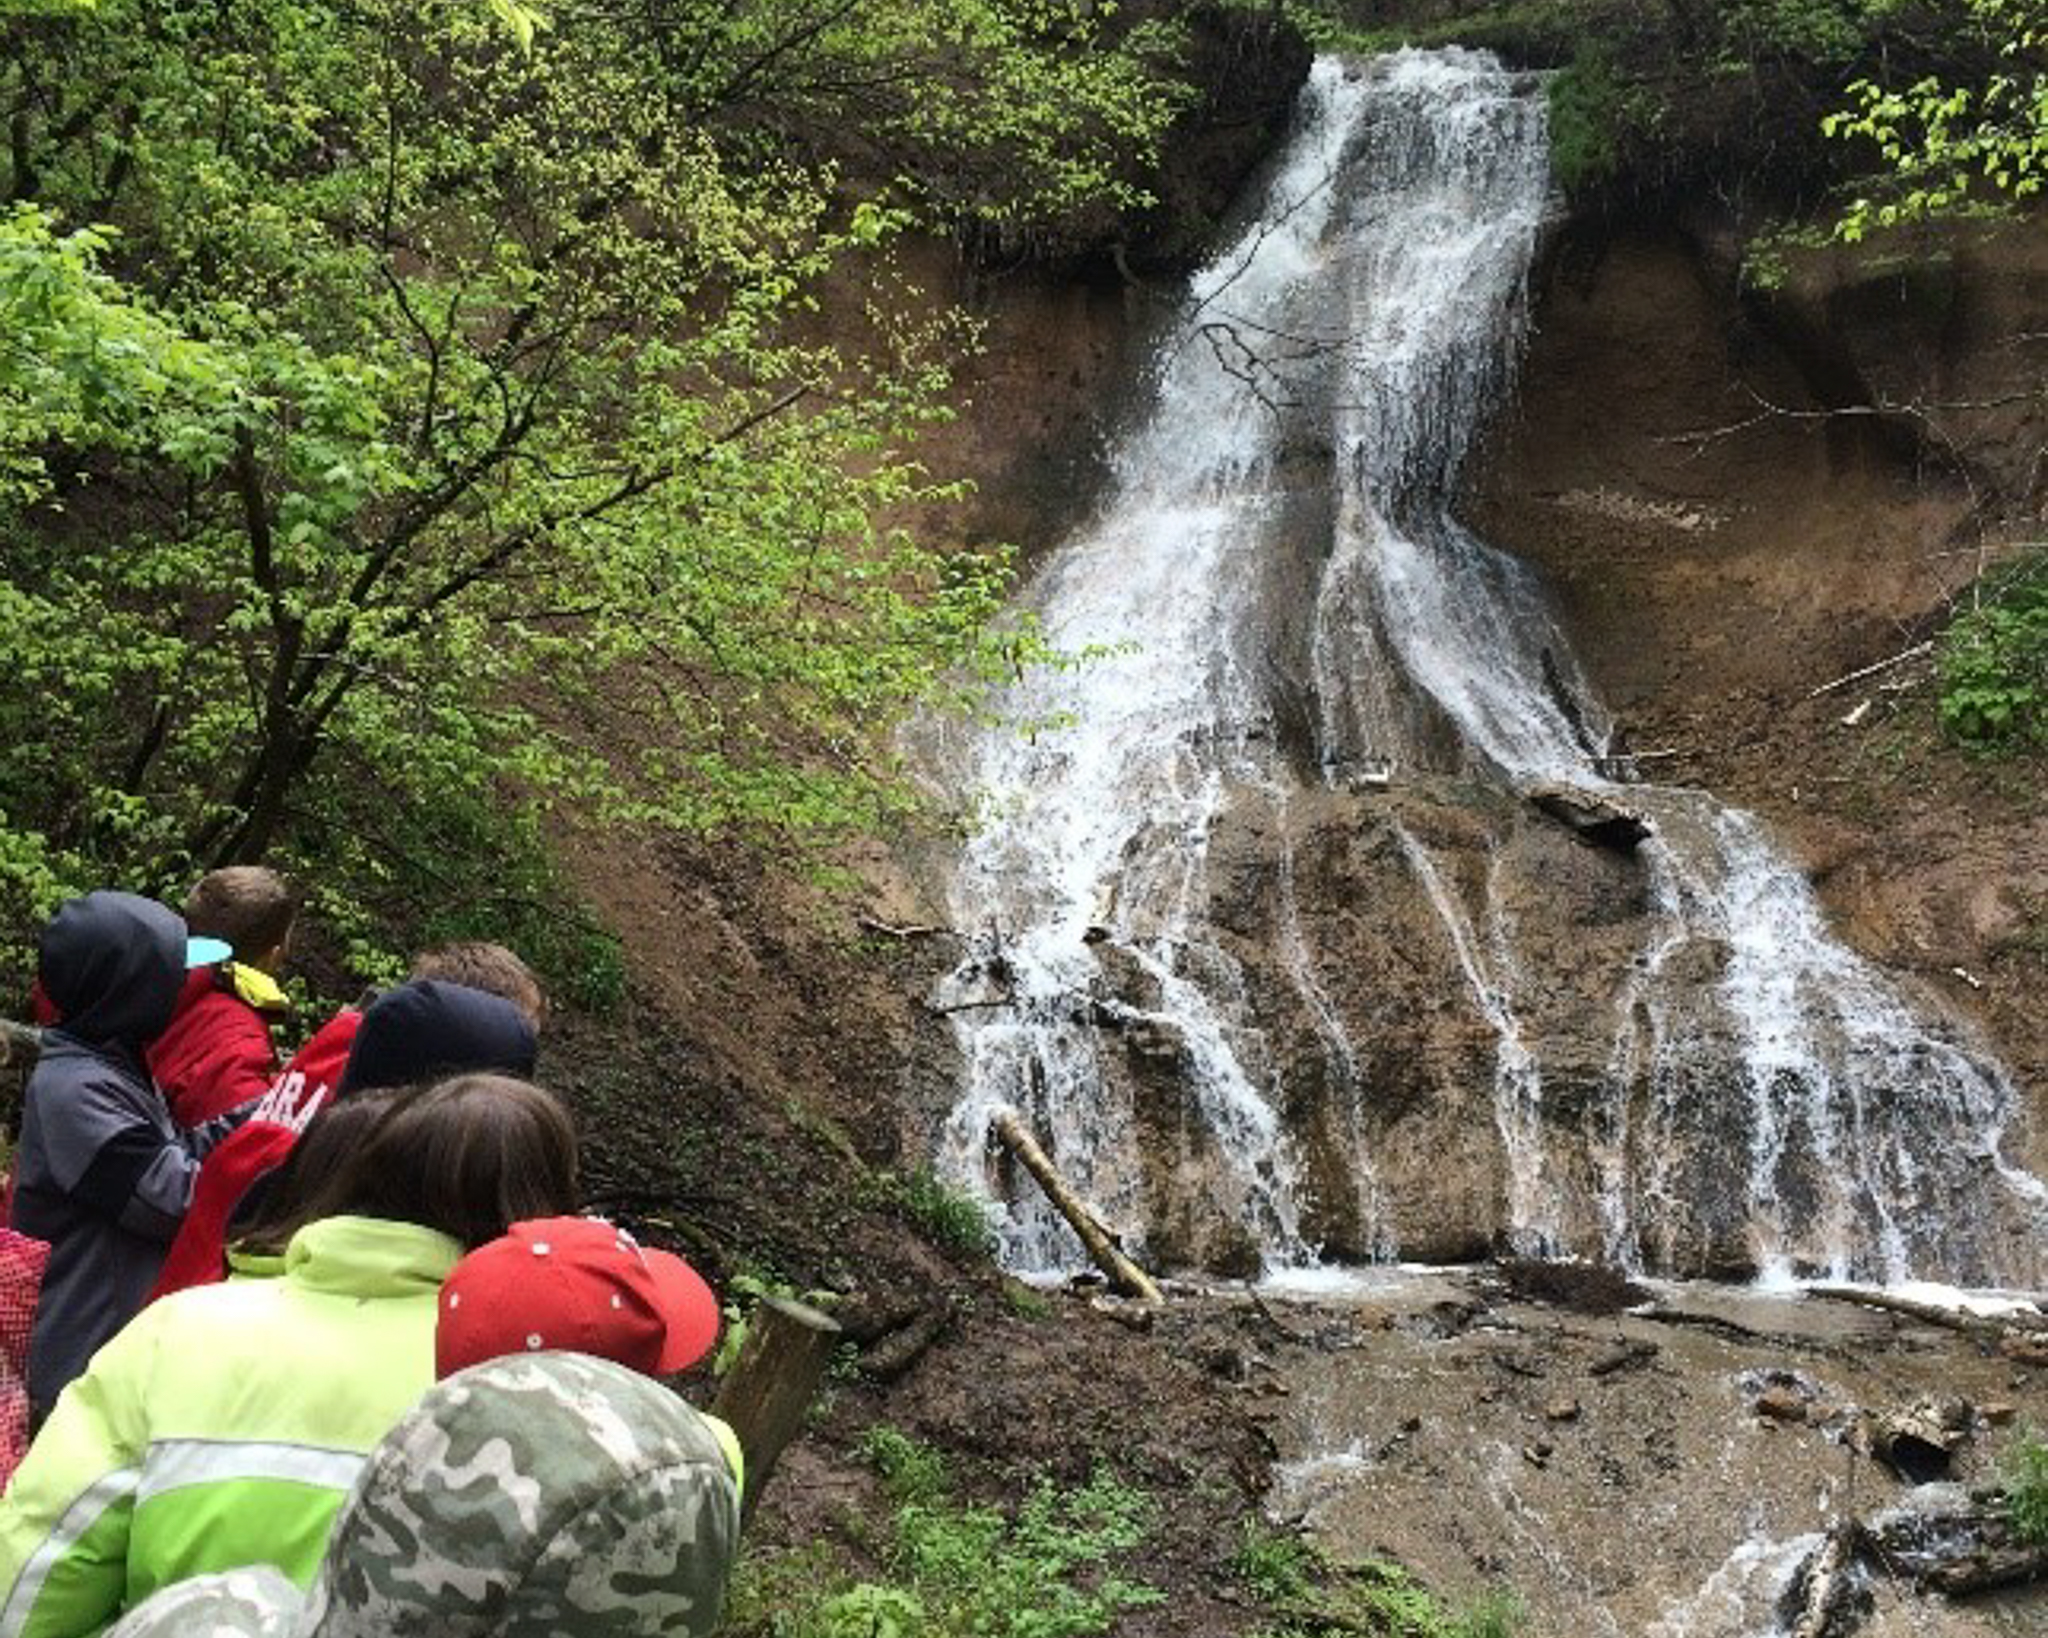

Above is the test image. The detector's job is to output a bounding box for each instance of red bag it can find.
[0,1226,50,1488]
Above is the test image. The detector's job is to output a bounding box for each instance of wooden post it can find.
[709,1296,842,1525]
[991,1107,1162,1304]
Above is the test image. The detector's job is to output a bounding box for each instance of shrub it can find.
[1999,1426,2048,1545]
[1939,549,2046,754]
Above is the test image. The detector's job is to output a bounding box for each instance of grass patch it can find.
[725,1429,1163,1638]
[1232,1522,1524,1638]
[861,1165,995,1260]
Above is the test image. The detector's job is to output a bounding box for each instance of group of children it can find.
[0,871,741,1637]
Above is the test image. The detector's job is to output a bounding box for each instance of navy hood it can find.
[37,891,187,1048]
[337,979,537,1097]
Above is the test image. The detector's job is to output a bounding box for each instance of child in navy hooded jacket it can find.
[11,893,253,1416]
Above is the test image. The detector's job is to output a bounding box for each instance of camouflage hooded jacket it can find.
[101,1352,741,1638]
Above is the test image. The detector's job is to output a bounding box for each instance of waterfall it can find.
[931,50,2045,1285]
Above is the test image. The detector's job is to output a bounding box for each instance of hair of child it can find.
[409,942,546,1029]
[230,1087,407,1258]
[182,868,297,967]
[239,1074,578,1255]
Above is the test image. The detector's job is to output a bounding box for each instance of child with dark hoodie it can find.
[10,893,255,1417]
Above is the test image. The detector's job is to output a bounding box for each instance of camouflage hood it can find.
[104,1354,740,1638]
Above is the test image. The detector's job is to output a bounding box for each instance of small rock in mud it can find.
[1755,1385,1811,1423]
[1998,1332,2048,1366]
[1587,1338,1658,1377]
[1523,1441,1552,1468]
[1544,1396,1582,1423]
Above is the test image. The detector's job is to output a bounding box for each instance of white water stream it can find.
[930,51,2045,1287]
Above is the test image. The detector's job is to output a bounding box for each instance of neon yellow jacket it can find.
[0,1215,459,1638]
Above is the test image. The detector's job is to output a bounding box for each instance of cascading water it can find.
[931,49,2046,1285]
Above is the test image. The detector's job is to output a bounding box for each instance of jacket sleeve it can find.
[47,1076,205,1245]
[0,1313,152,1638]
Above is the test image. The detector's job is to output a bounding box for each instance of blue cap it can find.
[185,936,233,967]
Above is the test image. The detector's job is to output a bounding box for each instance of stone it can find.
[1545,1397,1582,1423]
[1755,1386,1809,1423]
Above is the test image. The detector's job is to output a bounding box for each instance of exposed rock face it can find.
[1466,212,2048,1189]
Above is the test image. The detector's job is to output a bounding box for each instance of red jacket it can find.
[146,963,288,1126]
[144,1006,361,1302]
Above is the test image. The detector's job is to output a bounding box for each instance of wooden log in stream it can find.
[710,1295,843,1525]
[991,1107,1162,1304]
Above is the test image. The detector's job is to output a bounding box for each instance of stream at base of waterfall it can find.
[1244,1266,2043,1638]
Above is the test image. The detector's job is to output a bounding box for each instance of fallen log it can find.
[860,1303,950,1383]
[991,1108,1162,1304]
[710,1296,843,1525]
[1806,1283,2048,1338]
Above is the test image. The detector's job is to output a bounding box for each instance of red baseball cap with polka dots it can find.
[436,1216,720,1380]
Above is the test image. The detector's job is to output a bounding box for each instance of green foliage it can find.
[1000,1279,1056,1321]
[1233,1530,1523,1638]
[859,1426,952,1504]
[1939,549,2046,753]
[1547,51,1629,193]
[1715,0,1903,69]
[1825,0,2047,235]
[0,0,1196,983]
[1231,1519,1322,1607]
[1999,1425,2048,1544]
[862,1165,996,1260]
[726,1434,1163,1638]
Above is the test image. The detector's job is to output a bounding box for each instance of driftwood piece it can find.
[1779,1520,1866,1638]
[1806,1283,2048,1337]
[860,1303,950,1383]
[710,1296,843,1524]
[858,916,948,940]
[1806,641,1934,699]
[991,1108,1162,1304]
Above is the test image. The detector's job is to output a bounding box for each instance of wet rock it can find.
[1756,1386,1811,1424]
[1526,782,1654,850]
[1588,1339,1658,1377]
[1998,1331,2048,1367]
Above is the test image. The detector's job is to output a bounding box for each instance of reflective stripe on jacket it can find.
[0,1216,459,1638]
